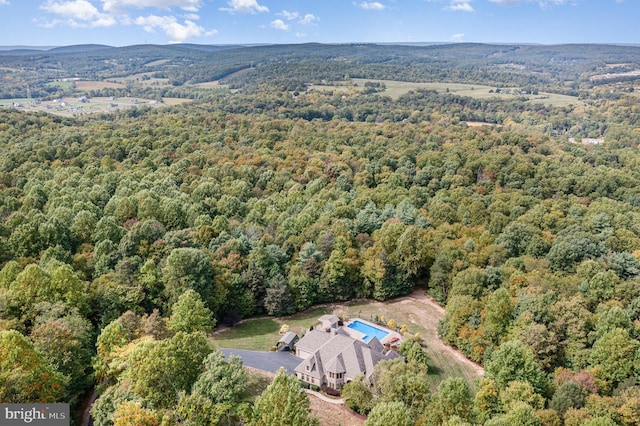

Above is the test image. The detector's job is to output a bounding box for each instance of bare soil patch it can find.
[309,396,366,426]
[465,121,502,128]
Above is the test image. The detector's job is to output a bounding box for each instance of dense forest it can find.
[2,43,640,425]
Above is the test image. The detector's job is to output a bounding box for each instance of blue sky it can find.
[0,0,637,46]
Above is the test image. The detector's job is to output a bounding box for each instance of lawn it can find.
[0,96,164,117]
[45,81,74,88]
[347,78,581,107]
[212,306,333,351]
[76,80,125,90]
[212,293,483,391]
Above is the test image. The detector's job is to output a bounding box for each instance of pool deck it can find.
[344,318,403,346]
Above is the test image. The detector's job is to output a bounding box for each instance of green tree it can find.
[30,308,93,401]
[589,328,640,394]
[485,340,548,396]
[264,274,296,316]
[91,382,138,426]
[550,382,588,416]
[0,330,67,402]
[473,378,502,424]
[112,401,162,426]
[245,369,317,426]
[483,287,514,346]
[125,331,212,408]
[495,402,541,426]
[366,401,413,426]
[435,377,474,423]
[93,320,131,383]
[500,380,545,411]
[163,247,216,307]
[372,358,431,414]
[341,373,374,415]
[191,351,247,404]
[168,289,215,333]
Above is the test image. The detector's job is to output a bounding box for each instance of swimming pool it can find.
[347,320,389,343]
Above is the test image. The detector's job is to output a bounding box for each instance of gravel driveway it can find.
[220,348,303,374]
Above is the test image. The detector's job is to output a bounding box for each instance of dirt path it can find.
[391,291,484,378]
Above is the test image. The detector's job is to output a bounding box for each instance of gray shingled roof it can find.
[294,327,402,384]
[296,329,333,353]
[277,331,299,346]
[318,314,339,323]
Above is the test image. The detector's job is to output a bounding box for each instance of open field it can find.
[46,80,74,88]
[465,121,502,128]
[347,78,582,107]
[212,291,483,390]
[193,80,223,88]
[0,96,174,117]
[76,80,125,90]
[107,73,170,87]
[212,306,333,351]
[144,59,170,67]
[162,97,194,106]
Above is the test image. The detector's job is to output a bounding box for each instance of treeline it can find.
[3,42,640,99]
[1,78,640,424]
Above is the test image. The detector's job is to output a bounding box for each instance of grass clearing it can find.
[213,292,483,391]
[212,306,333,351]
[76,80,125,90]
[243,367,274,401]
[0,96,169,117]
[347,78,581,107]
[0,98,29,106]
[162,97,193,106]
[144,59,170,67]
[46,81,74,88]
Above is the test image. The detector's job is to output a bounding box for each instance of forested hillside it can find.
[1,43,640,425]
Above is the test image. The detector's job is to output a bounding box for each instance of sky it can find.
[0,0,637,47]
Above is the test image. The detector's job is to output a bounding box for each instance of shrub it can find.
[298,380,310,389]
[321,384,341,397]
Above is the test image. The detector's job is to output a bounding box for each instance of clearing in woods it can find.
[213,290,484,391]
[310,78,581,107]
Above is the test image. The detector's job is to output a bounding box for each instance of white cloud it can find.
[358,1,386,10]
[451,33,465,41]
[184,12,199,20]
[135,14,211,42]
[220,0,268,14]
[446,0,474,12]
[40,0,116,27]
[299,13,318,24]
[278,10,299,20]
[42,0,100,20]
[270,19,289,31]
[295,32,306,38]
[0,0,9,5]
[101,0,202,14]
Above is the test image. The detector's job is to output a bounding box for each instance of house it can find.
[276,331,299,352]
[294,327,401,391]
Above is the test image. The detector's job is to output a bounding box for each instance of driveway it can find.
[220,348,303,374]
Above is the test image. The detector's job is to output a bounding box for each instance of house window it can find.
[337,373,343,379]
[306,366,309,371]
[329,372,334,378]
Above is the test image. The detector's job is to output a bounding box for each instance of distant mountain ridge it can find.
[47,44,113,54]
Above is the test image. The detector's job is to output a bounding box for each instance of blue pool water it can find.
[347,320,389,343]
